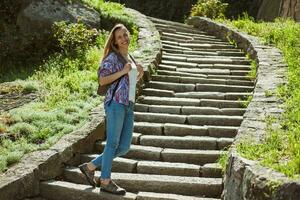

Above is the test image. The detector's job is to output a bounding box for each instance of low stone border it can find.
[0,7,161,200]
[187,17,300,200]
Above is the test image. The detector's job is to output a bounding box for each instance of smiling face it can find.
[114,27,130,50]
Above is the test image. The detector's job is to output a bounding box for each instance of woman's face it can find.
[114,27,130,50]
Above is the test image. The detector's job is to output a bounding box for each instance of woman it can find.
[79,24,144,195]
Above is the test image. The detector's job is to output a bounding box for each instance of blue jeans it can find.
[91,100,134,179]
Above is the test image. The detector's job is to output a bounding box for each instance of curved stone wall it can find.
[187,16,300,200]
[0,7,162,200]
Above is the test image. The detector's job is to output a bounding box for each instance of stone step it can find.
[156,26,217,40]
[160,61,251,71]
[158,65,230,75]
[160,66,247,77]
[175,92,251,101]
[134,112,187,124]
[163,51,248,60]
[162,43,193,50]
[162,47,243,53]
[145,81,195,93]
[157,25,209,36]
[138,96,246,108]
[218,51,246,56]
[142,88,175,97]
[176,67,249,76]
[151,20,197,30]
[200,99,246,108]
[64,167,223,198]
[161,36,228,46]
[187,115,243,126]
[132,132,142,145]
[161,48,244,56]
[162,55,250,65]
[40,180,137,200]
[163,49,219,56]
[178,43,235,50]
[151,75,254,86]
[161,35,225,44]
[160,63,251,72]
[134,122,238,138]
[80,154,223,178]
[141,89,250,100]
[134,111,242,126]
[139,135,233,150]
[95,142,224,165]
[137,191,221,200]
[135,103,246,116]
[175,31,219,40]
[195,83,254,93]
[157,70,252,81]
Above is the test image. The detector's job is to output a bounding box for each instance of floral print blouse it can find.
[98,51,130,106]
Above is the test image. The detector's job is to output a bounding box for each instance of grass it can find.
[0,0,139,173]
[218,14,300,179]
[82,0,135,28]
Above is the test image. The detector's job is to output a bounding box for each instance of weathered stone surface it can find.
[208,126,238,138]
[146,81,195,93]
[139,96,200,106]
[137,161,200,177]
[175,92,225,100]
[137,191,219,200]
[164,123,208,136]
[140,135,217,150]
[134,112,186,124]
[64,168,223,198]
[161,148,222,165]
[200,99,244,108]
[148,105,181,114]
[187,115,243,126]
[134,122,164,135]
[40,180,137,200]
[202,163,222,178]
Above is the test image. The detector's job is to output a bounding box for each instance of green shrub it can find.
[0,155,8,172]
[53,21,98,58]
[8,122,37,138]
[190,0,228,19]
[6,151,24,165]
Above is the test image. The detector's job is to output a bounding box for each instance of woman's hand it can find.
[137,64,144,81]
[122,63,132,75]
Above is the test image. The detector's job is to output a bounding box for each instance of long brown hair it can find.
[101,24,129,62]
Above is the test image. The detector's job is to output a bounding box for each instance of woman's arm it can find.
[99,63,132,86]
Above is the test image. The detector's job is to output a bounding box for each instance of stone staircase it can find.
[39,18,254,200]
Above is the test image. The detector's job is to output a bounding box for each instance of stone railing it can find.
[0,7,161,200]
[187,16,300,200]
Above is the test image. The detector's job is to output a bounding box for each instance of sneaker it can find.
[100,180,126,195]
[78,163,96,187]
